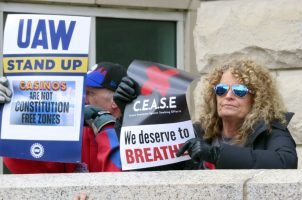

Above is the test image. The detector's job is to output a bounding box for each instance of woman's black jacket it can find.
[194,112,298,169]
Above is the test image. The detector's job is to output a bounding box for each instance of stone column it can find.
[194,0,302,167]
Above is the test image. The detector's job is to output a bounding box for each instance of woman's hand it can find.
[176,138,220,164]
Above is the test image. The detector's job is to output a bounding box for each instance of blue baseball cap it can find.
[86,62,127,91]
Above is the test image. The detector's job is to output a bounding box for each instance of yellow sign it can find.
[3,56,88,73]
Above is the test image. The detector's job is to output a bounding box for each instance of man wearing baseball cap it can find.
[85,62,126,118]
[3,62,126,173]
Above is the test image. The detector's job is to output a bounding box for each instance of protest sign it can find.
[120,60,199,170]
[0,14,90,162]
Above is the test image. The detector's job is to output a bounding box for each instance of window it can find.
[96,18,176,68]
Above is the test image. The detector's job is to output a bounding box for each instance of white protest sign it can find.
[121,120,194,170]
[0,14,90,162]
[120,60,199,170]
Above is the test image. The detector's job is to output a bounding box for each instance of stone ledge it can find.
[246,170,302,199]
[5,0,200,10]
[0,170,301,199]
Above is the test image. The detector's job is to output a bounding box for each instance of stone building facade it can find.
[194,0,302,168]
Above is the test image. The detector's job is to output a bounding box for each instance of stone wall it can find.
[0,170,301,199]
[193,0,302,167]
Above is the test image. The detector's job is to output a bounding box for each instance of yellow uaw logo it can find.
[3,56,88,73]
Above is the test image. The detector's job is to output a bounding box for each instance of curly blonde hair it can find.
[198,60,287,144]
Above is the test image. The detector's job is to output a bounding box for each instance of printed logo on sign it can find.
[141,66,179,96]
[132,65,179,112]
[30,143,45,158]
[17,19,76,50]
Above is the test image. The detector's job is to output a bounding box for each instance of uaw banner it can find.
[0,14,90,162]
[120,60,199,170]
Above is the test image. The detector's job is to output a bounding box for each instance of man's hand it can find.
[176,138,220,164]
[73,193,88,200]
[113,76,138,115]
[84,105,115,135]
[0,77,12,103]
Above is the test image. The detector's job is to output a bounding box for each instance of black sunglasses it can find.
[214,83,252,98]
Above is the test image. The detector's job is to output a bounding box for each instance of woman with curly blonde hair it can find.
[177,60,297,169]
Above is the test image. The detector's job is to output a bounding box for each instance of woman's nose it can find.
[225,88,235,98]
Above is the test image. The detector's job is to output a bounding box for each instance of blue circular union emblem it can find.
[30,143,45,158]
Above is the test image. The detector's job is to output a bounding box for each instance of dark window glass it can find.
[96,18,176,68]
